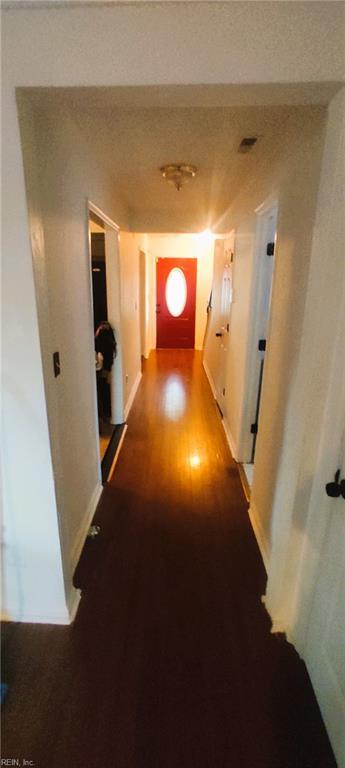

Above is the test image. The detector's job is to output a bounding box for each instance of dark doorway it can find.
[91,233,108,331]
[90,217,115,466]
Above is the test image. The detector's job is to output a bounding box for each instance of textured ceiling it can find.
[24,86,331,232]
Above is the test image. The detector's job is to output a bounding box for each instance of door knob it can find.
[325,469,342,498]
[215,332,222,337]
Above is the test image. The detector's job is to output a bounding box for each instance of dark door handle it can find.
[215,332,222,337]
[325,469,345,498]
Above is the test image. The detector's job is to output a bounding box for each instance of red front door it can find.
[156,258,197,348]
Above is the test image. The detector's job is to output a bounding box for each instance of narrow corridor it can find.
[2,351,336,768]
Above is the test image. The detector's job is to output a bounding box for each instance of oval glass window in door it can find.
[165,268,187,317]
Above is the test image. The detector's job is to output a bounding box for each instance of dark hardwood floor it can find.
[2,350,336,767]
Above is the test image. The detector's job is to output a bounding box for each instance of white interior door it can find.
[306,456,345,768]
[303,294,345,767]
[213,237,234,414]
[250,206,276,461]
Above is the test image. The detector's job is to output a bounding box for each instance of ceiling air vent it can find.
[238,137,258,153]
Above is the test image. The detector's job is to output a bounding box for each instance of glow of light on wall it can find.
[196,229,215,247]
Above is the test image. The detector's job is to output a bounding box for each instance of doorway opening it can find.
[156,257,197,348]
[242,203,277,491]
[88,203,126,483]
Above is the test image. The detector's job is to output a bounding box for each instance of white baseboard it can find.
[203,361,239,462]
[248,500,269,572]
[1,484,99,625]
[71,482,103,574]
[124,370,142,421]
[221,417,238,460]
[1,583,82,626]
[261,594,287,635]
[1,605,72,625]
[238,463,251,503]
[202,358,217,399]
[107,424,128,482]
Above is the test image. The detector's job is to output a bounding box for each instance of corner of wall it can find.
[248,501,270,572]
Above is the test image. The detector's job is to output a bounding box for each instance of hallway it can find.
[2,351,336,767]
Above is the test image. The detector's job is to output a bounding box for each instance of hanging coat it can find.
[95,321,116,372]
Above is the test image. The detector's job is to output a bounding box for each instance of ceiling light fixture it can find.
[160,164,197,192]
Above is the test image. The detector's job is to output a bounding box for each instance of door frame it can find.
[139,249,150,360]
[87,201,124,476]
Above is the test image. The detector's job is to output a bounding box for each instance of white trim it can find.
[70,482,103,572]
[124,370,142,421]
[203,359,239,460]
[107,424,128,482]
[86,205,103,481]
[248,500,269,572]
[66,586,82,623]
[260,596,286,634]
[221,416,237,460]
[1,607,72,625]
[255,194,278,216]
[202,358,217,399]
[88,200,119,231]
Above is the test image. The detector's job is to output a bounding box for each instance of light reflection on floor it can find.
[188,453,201,469]
[162,375,186,421]
[162,375,206,472]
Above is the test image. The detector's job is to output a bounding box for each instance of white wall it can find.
[264,88,345,642]
[1,88,71,622]
[1,1,343,623]
[147,233,214,351]
[1,91,131,621]
[205,106,328,561]
[4,86,146,621]
[262,88,345,766]
[202,101,345,766]
[2,3,344,88]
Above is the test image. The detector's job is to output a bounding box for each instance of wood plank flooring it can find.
[1,350,336,767]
